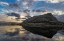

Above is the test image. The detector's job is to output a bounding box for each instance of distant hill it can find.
[56,14,64,22]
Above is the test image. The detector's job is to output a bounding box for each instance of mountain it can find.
[21,13,64,38]
[23,13,58,23]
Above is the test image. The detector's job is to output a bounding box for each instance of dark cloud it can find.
[7,12,20,17]
[23,9,30,13]
[32,10,42,12]
[9,3,20,8]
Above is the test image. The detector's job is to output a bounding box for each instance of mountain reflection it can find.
[0,26,64,41]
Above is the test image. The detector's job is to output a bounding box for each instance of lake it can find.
[0,26,64,41]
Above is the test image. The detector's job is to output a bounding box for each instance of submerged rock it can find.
[21,13,64,38]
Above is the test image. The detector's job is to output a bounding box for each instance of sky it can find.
[0,0,64,22]
[0,0,64,15]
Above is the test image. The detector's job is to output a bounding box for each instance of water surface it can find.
[0,26,64,41]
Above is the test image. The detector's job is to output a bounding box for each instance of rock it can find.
[23,13,58,23]
[22,13,64,38]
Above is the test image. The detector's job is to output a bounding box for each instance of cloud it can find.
[9,3,20,8]
[35,0,64,3]
[53,10,64,15]
[2,9,14,13]
[0,2,9,6]
[1,9,21,14]
[17,0,20,2]
[20,12,28,17]
[37,3,64,15]
[7,12,20,18]
[2,9,9,13]
[22,1,28,6]
[45,9,64,15]
[44,0,63,3]
[0,14,23,22]
[1,0,64,22]
[22,0,37,9]
[0,14,8,21]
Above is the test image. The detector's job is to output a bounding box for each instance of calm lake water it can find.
[0,26,47,41]
[0,26,22,33]
[0,26,64,41]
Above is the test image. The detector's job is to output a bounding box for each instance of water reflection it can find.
[0,26,22,34]
[0,26,64,41]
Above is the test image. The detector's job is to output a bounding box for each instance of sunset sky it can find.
[0,0,64,22]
